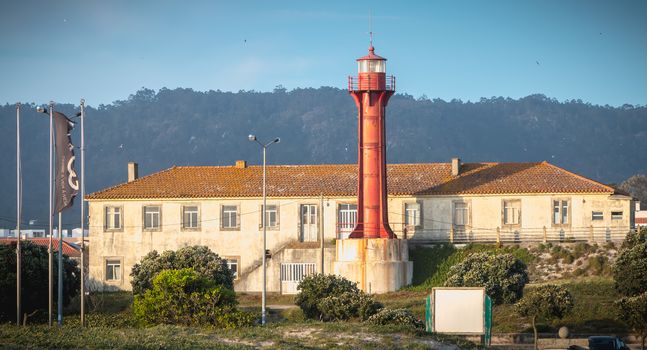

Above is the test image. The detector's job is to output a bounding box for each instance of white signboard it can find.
[431,287,485,334]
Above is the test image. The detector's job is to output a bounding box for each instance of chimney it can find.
[235,160,247,168]
[451,157,461,177]
[128,162,138,182]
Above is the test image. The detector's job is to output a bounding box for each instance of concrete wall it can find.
[88,192,632,292]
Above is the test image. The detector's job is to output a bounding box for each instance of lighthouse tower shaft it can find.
[348,46,396,239]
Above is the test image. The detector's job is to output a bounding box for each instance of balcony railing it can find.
[348,75,396,92]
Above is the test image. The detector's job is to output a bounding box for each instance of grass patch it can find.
[0,321,473,350]
[493,277,628,334]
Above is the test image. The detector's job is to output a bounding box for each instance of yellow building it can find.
[86,159,634,293]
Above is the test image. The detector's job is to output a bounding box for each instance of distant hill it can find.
[1,87,646,228]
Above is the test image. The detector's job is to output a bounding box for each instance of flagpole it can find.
[48,101,54,327]
[16,102,22,326]
[79,99,86,327]
[58,212,63,326]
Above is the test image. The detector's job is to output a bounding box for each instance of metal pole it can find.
[80,99,86,327]
[48,102,54,327]
[16,102,21,326]
[58,212,63,326]
[261,146,266,326]
[320,194,324,275]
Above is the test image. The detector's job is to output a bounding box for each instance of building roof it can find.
[0,238,81,258]
[86,161,616,200]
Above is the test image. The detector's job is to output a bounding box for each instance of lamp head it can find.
[274,138,280,144]
[36,106,47,114]
[248,134,257,142]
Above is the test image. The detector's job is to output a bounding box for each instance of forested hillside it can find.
[1,87,646,227]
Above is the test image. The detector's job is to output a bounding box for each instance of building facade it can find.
[86,160,634,293]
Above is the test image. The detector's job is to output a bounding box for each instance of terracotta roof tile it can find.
[86,162,614,200]
[0,238,81,258]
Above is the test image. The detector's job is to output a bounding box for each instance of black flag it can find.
[54,111,78,213]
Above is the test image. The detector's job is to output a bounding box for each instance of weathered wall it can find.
[88,193,632,292]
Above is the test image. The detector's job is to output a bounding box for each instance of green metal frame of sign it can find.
[425,292,493,347]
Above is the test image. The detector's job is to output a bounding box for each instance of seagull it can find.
[536,60,540,66]
[119,144,124,149]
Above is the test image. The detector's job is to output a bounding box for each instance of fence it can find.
[336,224,635,244]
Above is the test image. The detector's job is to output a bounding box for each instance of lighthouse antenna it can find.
[368,11,373,47]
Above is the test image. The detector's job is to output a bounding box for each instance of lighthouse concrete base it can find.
[333,238,413,294]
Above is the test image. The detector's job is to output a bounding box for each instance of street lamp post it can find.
[248,134,280,326]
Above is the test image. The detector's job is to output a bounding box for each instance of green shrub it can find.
[613,241,647,297]
[614,291,647,349]
[282,307,305,322]
[408,244,533,292]
[365,308,424,329]
[130,246,233,296]
[516,284,574,350]
[563,253,575,264]
[295,274,359,319]
[621,227,647,250]
[573,243,591,259]
[318,291,383,321]
[133,268,253,328]
[0,241,80,323]
[588,255,608,275]
[445,252,529,305]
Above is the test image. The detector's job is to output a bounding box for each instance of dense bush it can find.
[445,252,529,305]
[294,274,382,321]
[317,291,383,321]
[130,246,233,295]
[133,268,253,328]
[516,284,574,350]
[613,239,647,297]
[615,292,647,350]
[365,308,424,329]
[621,227,647,250]
[0,241,80,323]
[408,243,533,292]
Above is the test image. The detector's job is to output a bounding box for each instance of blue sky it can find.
[1,0,646,107]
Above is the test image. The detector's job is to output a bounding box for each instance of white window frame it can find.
[182,205,200,230]
[104,206,123,231]
[502,199,521,227]
[338,203,358,232]
[592,211,604,221]
[224,256,240,280]
[453,201,470,228]
[260,204,280,230]
[221,205,240,230]
[143,205,161,231]
[404,202,422,229]
[104,257,123,283]
[611,211,623,220]
[552,199,571,226]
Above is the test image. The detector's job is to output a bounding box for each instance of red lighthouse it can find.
[334,42,411,293]
[348,44,396,239]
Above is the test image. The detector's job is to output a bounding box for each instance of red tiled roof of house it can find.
[0,238,81,258]
[86,161,615,200]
